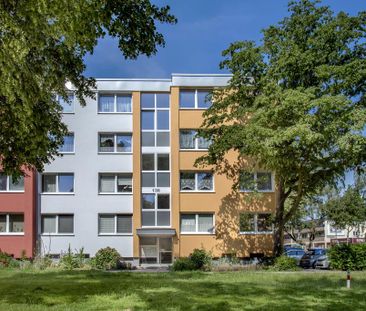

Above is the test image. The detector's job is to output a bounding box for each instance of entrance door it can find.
[140,237,172,265]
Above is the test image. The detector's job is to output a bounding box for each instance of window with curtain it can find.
[41,215,57,233]
[58,215,74,234]
[0,174,25,191]
[179,130,196,149]
[180,172,213,191]
[180,214,214,233]
[239,172,272,192]
[98,94,114,112]
[99,173,132,193]
[117,215,132,233]
[0,215,6,232]
[42,174,74,193]
[116,95,132,112]
[98,215,114,234]
[197,136,211,149]
[0,214,24,233]
[99,133,132,153]
[99,134,114,152]
[180,173,195,190]
[98,214,132,234]
[41,215,73,234]
[197,173,213,191]
[116,134,132,152]
[59,133,75,153]
[239,213,273,233]
[58,94,74,113]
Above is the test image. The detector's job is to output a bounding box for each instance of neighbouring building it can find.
[0,168,37,258]
[1,74,277,264]
[284,220,366,249]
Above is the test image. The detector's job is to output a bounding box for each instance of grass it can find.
[0,269,365,310]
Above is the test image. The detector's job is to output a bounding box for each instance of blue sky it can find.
[84,0,365,78]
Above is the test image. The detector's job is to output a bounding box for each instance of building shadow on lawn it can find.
[0,270,366,310]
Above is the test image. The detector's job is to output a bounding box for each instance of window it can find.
[179,89,212,109]
[180,130,211,150]
[42,173,74,193]
[98,94,132,113]
[141,154,170,188]
[0,214,24,234]
[180,172,213,191]
[141,93,170,147]
[0,174,24,192]
[99,173,132,193]
[41,214,74,234]
[98,133,132,153]
[98,214,132,234]
[239,171,273,192]
[141,193,170,227]
[57,94,74,113]
[59,133,74,153]
[239,213,273,233]
[180,214,214,233]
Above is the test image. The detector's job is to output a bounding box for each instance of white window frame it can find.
[239,213,273,235]
[97,93,133,114]
[58,132,75,154]
[141,193,171,228]
[141,153,170,191]
[98,173,133,195]
[179,89,212,110]
[179,129,211,151]
[180,213,215,234]
[98,214,133,236]
[0,175,25,193]
[0,214,24,235]
[180,171,214,192]
[41,173,75,194]
[40,214,74,235]
[141,93,170,148]
[239,171,274,193]
[57,93,75,114]
[98,132,133,154]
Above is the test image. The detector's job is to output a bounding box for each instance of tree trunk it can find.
[273,182,286,257]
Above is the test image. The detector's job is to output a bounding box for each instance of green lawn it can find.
[0,270,365,310]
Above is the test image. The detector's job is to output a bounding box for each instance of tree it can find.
[196,0,366,256]
[321,185,366,242]
[0,0,176,177]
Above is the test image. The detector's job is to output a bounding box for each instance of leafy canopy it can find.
[197,0,366,255]
[0,0,176,177]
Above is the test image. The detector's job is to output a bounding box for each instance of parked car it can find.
[299,248,327,269]
[284,244,303,252]
[285,249,305,265]
[315,254,331,269]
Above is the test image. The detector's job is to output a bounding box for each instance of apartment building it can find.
[1,74,276,264]
[0,168,37,258]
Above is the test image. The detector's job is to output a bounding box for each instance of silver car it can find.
[315,254,330,269]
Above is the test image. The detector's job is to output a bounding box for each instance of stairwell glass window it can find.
[141,193,170,227]
[57,94,74,113]
[180,172,213,191]
[42,173,74,193]
[99,133,132,153]
[240,171,273,192]
[0,174,24,192]
[141,154,170,188]
[41,214,74,234]
[59,133,74,153]
[180,130,211,150]
[180,214,214,234]
[99,173,132,194]
[239,213,273,234]
[0,214,24,234]
[98,94,132,113]
[141,93,170,147]
[98,214,132,235]
[180,89,212,109]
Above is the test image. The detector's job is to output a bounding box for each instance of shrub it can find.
[171,257,196,271]
[190,248,212,271]
[328,243,366,270]
[92,247,121,270]
[32,255,53,270]
[272,255,298,271]
[0,250,14,268]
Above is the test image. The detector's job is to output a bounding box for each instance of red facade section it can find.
[0,169,37,258]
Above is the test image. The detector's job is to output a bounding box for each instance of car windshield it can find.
[307,249,325,256]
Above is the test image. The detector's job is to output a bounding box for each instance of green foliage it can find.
[0,0,176,177]
[328,243,366,271]
[0,250,14,268]
[32,255,53,270]
[321,186,366,233]
[171,257,196,271]
[59,246,86,270]
[190,248,212,271]
[91,247,121,270]
[196,0,366,256]
[272,255,298,271]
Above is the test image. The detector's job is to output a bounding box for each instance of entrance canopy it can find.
[136,228,176,237]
